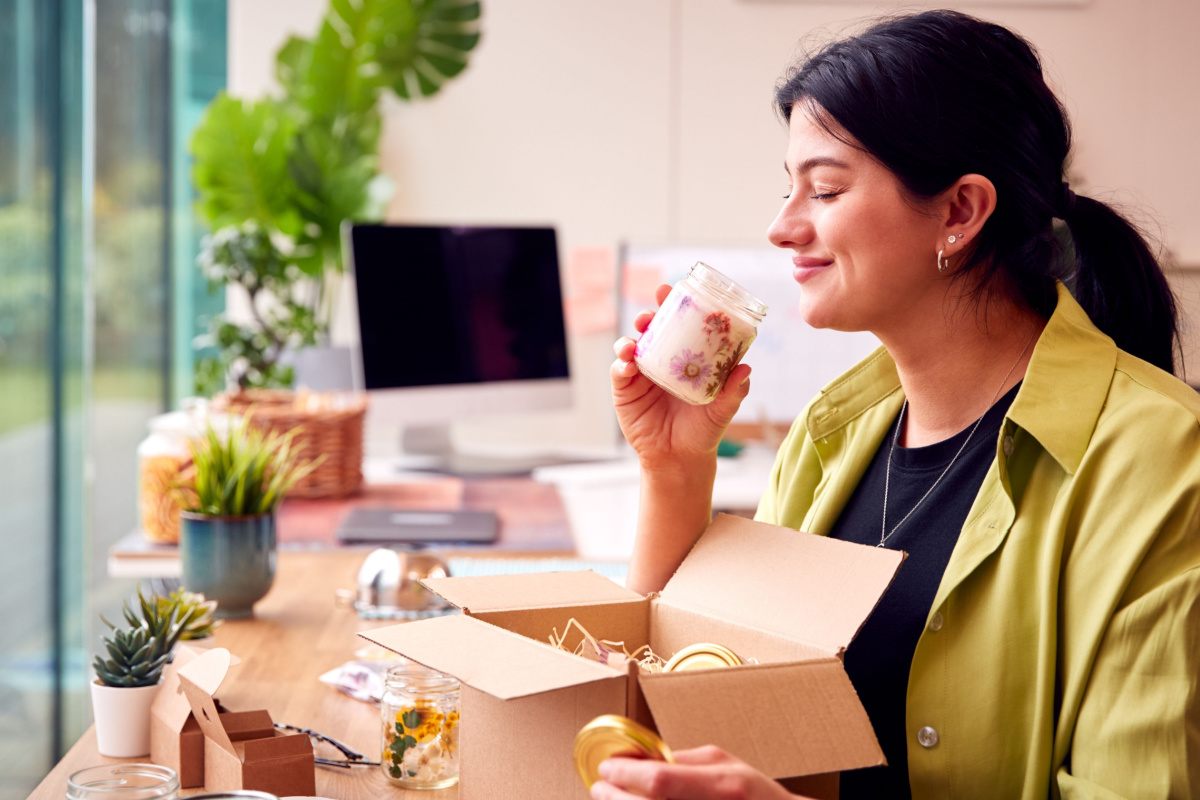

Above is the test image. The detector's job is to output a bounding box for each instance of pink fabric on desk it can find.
[277,477,573,551]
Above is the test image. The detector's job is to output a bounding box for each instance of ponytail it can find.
[1062,193,1179,375]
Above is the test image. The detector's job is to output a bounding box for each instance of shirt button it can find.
[929,612,944,632]
[918,726,939,749]
[1002,435,1014,456]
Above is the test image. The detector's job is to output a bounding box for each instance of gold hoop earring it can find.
[937,248,951,273]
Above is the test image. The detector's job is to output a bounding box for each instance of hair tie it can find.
[1055,181,1077,217]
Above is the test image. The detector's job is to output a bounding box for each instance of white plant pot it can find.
[90,680,161,757]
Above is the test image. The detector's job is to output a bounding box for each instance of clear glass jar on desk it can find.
[67,764,179,800]
[381,664,461,790]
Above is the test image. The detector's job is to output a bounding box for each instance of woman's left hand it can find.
[590,746,805,800]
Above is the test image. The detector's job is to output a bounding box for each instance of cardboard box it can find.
[151,645,219,787]
[151,646,248,787]
[361,514,905,800]
[177,648,316,797]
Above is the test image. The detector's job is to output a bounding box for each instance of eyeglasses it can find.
[274,723,381,769]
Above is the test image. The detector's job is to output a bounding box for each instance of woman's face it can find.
[767,105,946,336]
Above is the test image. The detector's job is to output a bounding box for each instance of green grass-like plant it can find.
[179,413,321,518]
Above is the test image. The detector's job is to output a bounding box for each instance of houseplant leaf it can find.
[190,93,304,237]
[373,0,482,99]
[288,112,384,274]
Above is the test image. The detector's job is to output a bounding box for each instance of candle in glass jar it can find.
[634,262,767,405]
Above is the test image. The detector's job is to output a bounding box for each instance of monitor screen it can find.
[350,224,571,391]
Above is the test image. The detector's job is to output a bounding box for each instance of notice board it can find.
[619,244,880,425]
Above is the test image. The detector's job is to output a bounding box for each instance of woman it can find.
[599,10,1200,800]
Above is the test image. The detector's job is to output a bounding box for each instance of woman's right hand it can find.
[612,284,752,470]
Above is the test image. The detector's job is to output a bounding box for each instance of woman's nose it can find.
[767,201,814,250]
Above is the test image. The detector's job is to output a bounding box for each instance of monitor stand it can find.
[392,423,603,477]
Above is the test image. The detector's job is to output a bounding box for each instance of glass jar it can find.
[137,411,195,544]
[380,664,461,789]
[633,262,768,405]
[67,764,179,800]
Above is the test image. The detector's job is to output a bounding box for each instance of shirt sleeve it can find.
[1055,414,1200,798]
[1057,562,1200,798]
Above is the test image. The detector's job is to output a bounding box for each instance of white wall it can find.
[228,0,1200,448]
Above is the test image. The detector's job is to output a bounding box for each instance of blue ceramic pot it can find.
[180,512,276,619]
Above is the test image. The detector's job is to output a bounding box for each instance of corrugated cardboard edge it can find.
[360,613,624,700]
[421,570,642,614]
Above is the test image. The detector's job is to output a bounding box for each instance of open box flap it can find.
[640,659,885,778]
[151,644,201,732]
[421,570,641,613]
[178,648,236,756]
[662,514,905,652]
[360,613,622,700]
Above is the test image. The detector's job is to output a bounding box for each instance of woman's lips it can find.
[792,256,833,283]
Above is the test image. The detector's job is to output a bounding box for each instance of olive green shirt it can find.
[756,284,1200,799]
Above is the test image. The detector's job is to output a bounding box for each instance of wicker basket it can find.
[213,388,367,499]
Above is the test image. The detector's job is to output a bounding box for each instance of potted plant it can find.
[175,414,320,619]
[169,587,223,645]
[91,593,186,757]
[190,0,483,395]
[132,585,224,648]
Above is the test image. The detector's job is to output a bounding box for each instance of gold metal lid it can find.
[663,642,744,672]
[573,714,674,789]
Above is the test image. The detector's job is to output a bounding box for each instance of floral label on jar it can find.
[383,697,460,788]
[635,272,762,405]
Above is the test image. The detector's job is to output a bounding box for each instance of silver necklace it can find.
[878,331,1036,548]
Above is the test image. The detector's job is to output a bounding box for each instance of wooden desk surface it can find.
[33,549,488,800]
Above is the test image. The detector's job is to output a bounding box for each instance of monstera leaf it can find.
[275,21,378,122]
[327,0,481,100]
[190,93,303,237]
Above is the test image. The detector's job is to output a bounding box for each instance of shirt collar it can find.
[805,283,1116,475]
[1006,283,1115,474]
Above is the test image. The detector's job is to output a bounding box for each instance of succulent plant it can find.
[93,622,171,688]
[121,585,187,662]
[163,588,223,640]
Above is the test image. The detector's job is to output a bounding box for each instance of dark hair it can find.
[775,10,1179,375]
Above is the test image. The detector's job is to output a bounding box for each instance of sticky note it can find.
[622,261,665,304]
[564,293,617,335]
[568,246,615,293]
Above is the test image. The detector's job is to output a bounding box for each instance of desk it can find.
[109,476,577,578]
[46,475,582,800]
[30,549,468,800]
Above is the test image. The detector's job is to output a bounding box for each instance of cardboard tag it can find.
[178,648,237,755]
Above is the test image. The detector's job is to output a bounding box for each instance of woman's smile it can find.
[792,255,833,283]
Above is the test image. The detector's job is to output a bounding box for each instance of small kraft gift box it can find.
[176,648,316,797]
[150,645,213,788]
[361,514,907,800]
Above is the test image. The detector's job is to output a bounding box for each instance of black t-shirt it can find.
[830,383,1020,800]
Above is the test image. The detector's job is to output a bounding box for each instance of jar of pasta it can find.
[634,262,768,405]
[381,664,461,789]
[137,411,194,544]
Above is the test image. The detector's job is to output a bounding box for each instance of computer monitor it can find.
[347,223,573,472]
